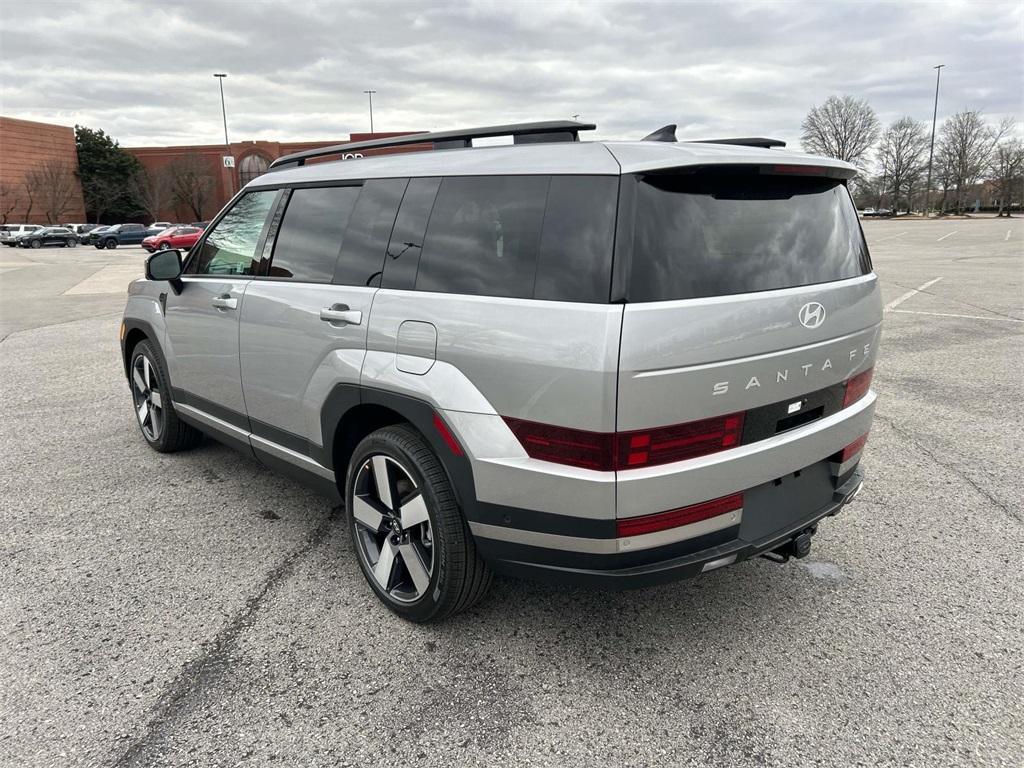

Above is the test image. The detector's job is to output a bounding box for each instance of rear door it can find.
[163,189,279,430]
[239,178,407,463]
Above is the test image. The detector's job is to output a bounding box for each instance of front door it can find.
[163,189,280,429]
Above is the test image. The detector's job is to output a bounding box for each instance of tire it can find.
[158,242,171,251]
[66,238,77,247]
[129,340,203,453]
[346,425,492,622]
[104,239,117,249]
[29,239,41,249]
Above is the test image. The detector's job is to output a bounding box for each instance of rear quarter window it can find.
[627,170,870,302]
[411,175,617,302]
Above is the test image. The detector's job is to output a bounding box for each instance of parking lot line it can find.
[936,230,958,242]
[1006,230,1012,241]
[884,276,943,311]
[873,231,907,243]
[892,309,1024,323]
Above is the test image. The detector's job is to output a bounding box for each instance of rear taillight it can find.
[615,413,745,469]
[501,418,613,471]
[616,492,743,538]
[503,412,744,472]
[840,433,869,462]
[843,367,873,408]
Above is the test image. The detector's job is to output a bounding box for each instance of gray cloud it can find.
[0,0,1020,152]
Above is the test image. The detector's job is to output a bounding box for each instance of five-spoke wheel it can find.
[352,454,434,603]
[346,425,492,622]
[131,353,163,441]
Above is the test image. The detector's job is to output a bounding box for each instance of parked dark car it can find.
[141,225,203,253]
[91,223,148,249]
[17,227,79,248]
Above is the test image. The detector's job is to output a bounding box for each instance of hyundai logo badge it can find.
[799,301,826,329]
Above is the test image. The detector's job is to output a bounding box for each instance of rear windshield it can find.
[627,171,870,302]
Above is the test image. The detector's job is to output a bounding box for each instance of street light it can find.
[923,64,945,217]
[214,73,234,195]
[363,89,377,134]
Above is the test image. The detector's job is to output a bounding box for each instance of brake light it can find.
[840,433,869,462]
[769,164,828,175]
[843,367,874,407]
[502,412,745,472]
[617,493,743,538]
[615,412,745,469]
[501,418,613,470]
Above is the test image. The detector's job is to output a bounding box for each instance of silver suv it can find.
[121,121,880,622]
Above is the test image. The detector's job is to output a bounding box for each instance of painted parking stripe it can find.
[892,309,1024,324]
[874,231,907,243]
[884,277,943,311]
[936,231,958,242]
[1007,230,1012,241]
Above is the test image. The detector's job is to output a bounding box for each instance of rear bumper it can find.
[474,467,864,589]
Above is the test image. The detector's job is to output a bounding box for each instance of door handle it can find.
[320,304,362,326]
[211,294,238,310]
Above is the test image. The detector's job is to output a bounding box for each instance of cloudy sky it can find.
[1,0,1020,149]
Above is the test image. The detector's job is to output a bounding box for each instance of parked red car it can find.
[141,225,204,253]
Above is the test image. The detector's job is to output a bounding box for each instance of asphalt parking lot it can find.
[1,218,1021,767]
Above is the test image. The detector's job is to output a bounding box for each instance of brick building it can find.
[0,116,87,224]
[125,133,423,223]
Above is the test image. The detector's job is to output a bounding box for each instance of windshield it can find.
[627,170,871,301]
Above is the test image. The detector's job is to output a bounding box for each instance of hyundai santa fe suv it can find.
[120,121,880,622]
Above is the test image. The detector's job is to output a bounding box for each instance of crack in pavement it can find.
[0,311,123,344]
[873,413,1022,525]
[110,504,344,767]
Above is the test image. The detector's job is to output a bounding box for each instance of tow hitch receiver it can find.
[761,527,815,564]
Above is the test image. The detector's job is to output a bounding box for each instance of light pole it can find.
[214,73,234,195]
[923,64,944,217]
[363,89,377,134]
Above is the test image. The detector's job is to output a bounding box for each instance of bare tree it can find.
[877,117,929,214]
[25,160,79,224]
[938,110,1012,214]
[22,176,35,223]
[167,153,214,221]
[131,166,175,224]
[0,181,20,224]
[988,136,1024,217]
[801,95,880,166]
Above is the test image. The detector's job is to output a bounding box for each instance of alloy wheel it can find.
[131,354,163,441]
[352,454,434,603]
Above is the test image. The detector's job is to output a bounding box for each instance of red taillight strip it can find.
[503,412,744,472]
[840,433,869,462]
[843,367,873,408]
[617,493,743,538]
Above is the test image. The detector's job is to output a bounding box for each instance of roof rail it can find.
[268,120,598,171]
[687,137,786,149]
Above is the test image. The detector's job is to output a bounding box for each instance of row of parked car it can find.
[0,221,208,250]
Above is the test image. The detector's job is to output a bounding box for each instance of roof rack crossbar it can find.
[268,120,597,171]
[687,137,787,149]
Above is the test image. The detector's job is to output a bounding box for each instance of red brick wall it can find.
[125,132,426,222]
[0,117,87,224]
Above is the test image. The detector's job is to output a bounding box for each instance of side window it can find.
[534,176,618,303]
[382,177,441,290]
[269,186,361,282]
[188,190,277,276]
[416,175,549,298]
[333,178,407,287]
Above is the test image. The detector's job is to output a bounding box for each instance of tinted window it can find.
[334,178,407,287]
[629,172,870,302]
[382,177,441,290]
[189,190,277,276]
[270,186,360,282]
[535,176,617,303]
[416,176,548,298]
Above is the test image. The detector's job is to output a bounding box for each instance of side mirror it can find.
[146,248,184,291]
